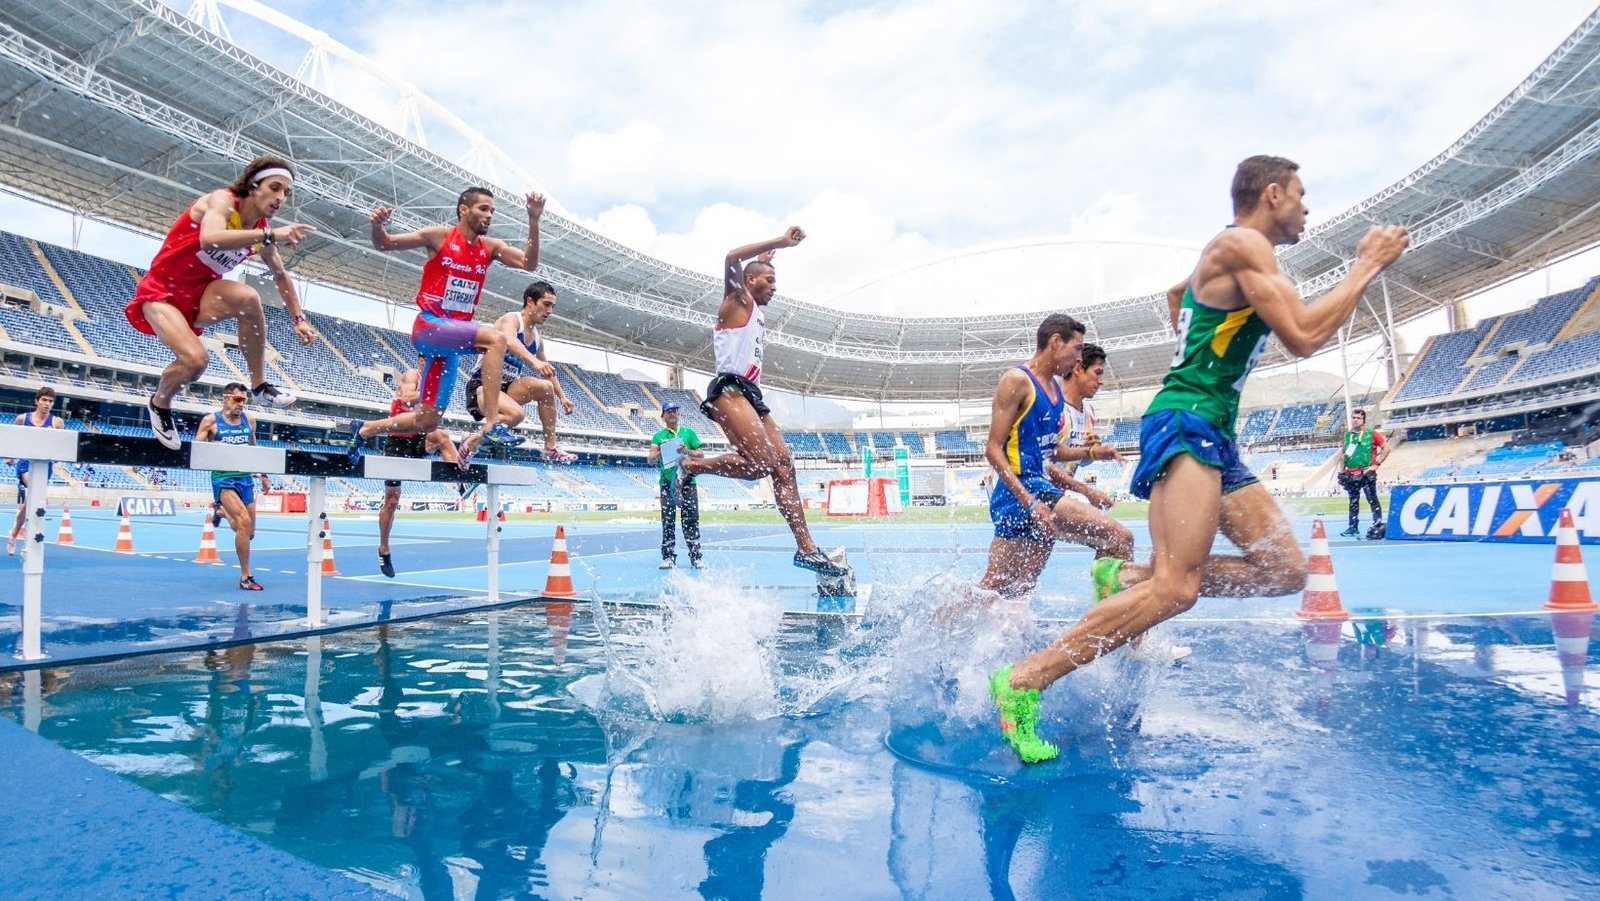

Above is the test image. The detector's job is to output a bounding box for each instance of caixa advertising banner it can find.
[1387,478,1600,543]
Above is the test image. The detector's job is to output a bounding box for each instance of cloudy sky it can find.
[3,0,1597,401]
[268,0,1595,302]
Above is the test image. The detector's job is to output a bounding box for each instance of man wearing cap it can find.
[649,402,705,569]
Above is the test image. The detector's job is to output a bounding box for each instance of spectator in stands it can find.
[464,281,577,462]
[677,229,850,578]
[346,188,547,468]
[991,155,1410,764]
[6,386,65,555]
[195,382,270,590]
[126,156,315,449]
[973,332,1128,600]
[377,359,460,578]
[1337,408,1388,538]
[650,401,705,569]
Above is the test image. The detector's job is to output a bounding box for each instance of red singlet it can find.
[415,226,492,320]
[126,196,266,336]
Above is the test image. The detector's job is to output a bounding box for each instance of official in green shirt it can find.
[1337,408,1388,538]
[649,402,705,568]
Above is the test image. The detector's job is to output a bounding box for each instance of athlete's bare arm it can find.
[369,206,450,254]
[258,243,315,345]
[536,347,574,412]
[496,312,549,375]
[487,193,546,271]
[194,413,218,442]
[398,369,421,405]
[195,190,314,252]
[1045,464,1115,510]
[1167,279,1187,332]
[1199,226,1408,357]
[1052,439,1121,465]
[717,228,804,328]
[984,369,1046,514]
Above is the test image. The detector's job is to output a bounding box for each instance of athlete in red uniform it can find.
[377,357,459,577]
[127,155,316,449]
[346,187,546,466]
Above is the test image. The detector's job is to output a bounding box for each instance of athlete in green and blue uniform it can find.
[991,155,1411,763]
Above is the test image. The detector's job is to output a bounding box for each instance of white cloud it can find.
[568,121,666,201]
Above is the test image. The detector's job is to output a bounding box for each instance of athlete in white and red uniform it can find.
[127,155,317,449]
[346,187,545,466]
[677,227,848,577]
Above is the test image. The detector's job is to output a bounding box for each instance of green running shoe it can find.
[989,665,1059,763]
[1090,557,1125,605]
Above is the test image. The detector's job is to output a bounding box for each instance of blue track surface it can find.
[2,508,1592,667]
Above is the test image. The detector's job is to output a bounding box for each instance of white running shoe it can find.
[250,382,297,409]
[147,398,180,450]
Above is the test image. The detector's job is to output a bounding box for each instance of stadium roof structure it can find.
[3,0,1600,401]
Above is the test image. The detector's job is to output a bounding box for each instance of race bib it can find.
[441,275,479,313]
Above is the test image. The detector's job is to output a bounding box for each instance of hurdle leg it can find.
[306,477,326,626]
[486,483,500,603]
[17,456,50,661]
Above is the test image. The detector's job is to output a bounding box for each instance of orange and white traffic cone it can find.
[320,518,340,575]
[541,525,578,599]
[56,506,73,545]
[1543,508,1597,613]
[1297,519,1350,620]
[113,511,134,554]
[194,510,221,564]
[544,600,573,665]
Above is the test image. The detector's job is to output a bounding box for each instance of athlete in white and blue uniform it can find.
[196,382,268,590]
[7,386,64,556]
[465,280,576,462]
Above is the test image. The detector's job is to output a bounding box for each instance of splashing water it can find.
[578,560,1175,781]
[586,571,788,723]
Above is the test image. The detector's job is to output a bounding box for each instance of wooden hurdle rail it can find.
[0,423,540,661]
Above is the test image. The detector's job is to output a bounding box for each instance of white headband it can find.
[251,167,294,186]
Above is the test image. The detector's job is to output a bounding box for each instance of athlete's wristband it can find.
[290,313,307,325]
[261,227,275,246]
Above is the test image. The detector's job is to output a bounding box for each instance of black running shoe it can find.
[212,507,223,529]
[251,382,297,409]
[379,553,395,578]
[147,398,180,450]
[794,549,850,577]
[346,418,367,464]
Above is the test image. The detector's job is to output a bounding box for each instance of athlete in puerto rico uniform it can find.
[125,158,314,450]
[345,188,546,465]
